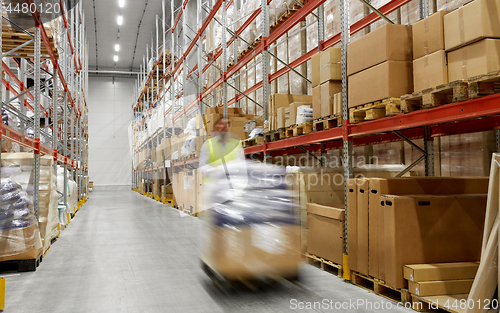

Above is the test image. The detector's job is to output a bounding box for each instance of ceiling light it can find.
[115,44,120,52]
[114,55,119,62]
[119,0,125,7]
[117,15,123,25]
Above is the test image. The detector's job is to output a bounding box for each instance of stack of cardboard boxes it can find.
[445,0,500,81]
[347,24,413,108]
[412,11,448,92]
[347,177,488,289]
[267,94,312,131]
[311,47,342,120]
[405,262,478,298]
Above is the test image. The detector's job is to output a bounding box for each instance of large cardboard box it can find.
[444,0,500,51]
[312,86,321,120]
[347,24,412,76]
[312,52,321,87]
[306,203,345,265]
[404,262,479,282]
[447,39,500,81]
[320,81,342,117]
[346,179,358,272]
[384,194,487,289]
[201,222,302,280]
[319,47,341,84]
[357,179,370,276]
[370,177,488,282]
[412,11,447,59]
[408,279,474,297]
[348,61,413,108]
[413,50,448,92]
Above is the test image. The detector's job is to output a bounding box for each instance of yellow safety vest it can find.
[207,136,240,167]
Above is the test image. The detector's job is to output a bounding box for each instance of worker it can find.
[198,117,246,212]
[198,117,245,171]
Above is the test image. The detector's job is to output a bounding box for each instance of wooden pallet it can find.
[270,0,304,31]
[2,29,59,58]
[264,128,286,142]
[305,253,343,278]
[468,71,500,99]
[349,98,401,123]
[410,294,468,313]
[401,80,468,113]
[0,252,43,273]
[285,123,313,137]
[242,136,264,147]
[351,271,411,304]
[313,115,342,132]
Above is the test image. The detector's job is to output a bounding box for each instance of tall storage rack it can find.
[1,0,89,214]
[132,0,500,278]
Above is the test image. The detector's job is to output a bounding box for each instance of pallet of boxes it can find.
[346,177,488,307]
[268,94,313,141]
[347,23,413,123]
[290,166,411,275]
[311,47,343,132]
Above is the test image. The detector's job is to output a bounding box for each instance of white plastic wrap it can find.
[296,105,313,124]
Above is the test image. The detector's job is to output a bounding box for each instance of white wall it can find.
[88,77,133,187]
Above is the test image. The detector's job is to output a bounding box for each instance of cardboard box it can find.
[320,81,342,117]
[384,194,487,289]
[357,179,369,276]
[404,262,479,282]
[412,11,447,59]
[413,50,448,92]
[306,203,345,264]
[312,86,321,120]
[0,224,43,263]
[347,24,412,76]
[370,177,488,282]
[289,102,312,126]
[348,61,413,108]
[444,0,500,51]
[447,39,500,81]
[319,47,342,84]
[277,107,286,129]
[201,222,302,280]
[408,279,474,297]
[312,52,321,87]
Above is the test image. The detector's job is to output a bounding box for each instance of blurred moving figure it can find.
[198,120,301,288]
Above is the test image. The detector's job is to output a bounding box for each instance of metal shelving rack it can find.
[131,0,500,275]
[0,0,89,214]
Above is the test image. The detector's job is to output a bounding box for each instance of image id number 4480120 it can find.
[4,2,61,14]
[434,298,499,311]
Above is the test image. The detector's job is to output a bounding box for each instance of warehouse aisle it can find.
[5,190,413,313]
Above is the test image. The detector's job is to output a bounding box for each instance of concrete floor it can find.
[4,190,415,313]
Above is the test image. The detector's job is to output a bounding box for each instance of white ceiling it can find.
[83,0,181,72]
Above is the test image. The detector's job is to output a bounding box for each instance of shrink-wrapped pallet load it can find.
[2,153,59,253]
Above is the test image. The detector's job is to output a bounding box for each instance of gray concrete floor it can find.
[4,190,415,313]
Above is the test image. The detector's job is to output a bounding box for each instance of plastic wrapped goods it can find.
[0,178,43,262]
[2,153,59,251]
[200,161,301,280]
